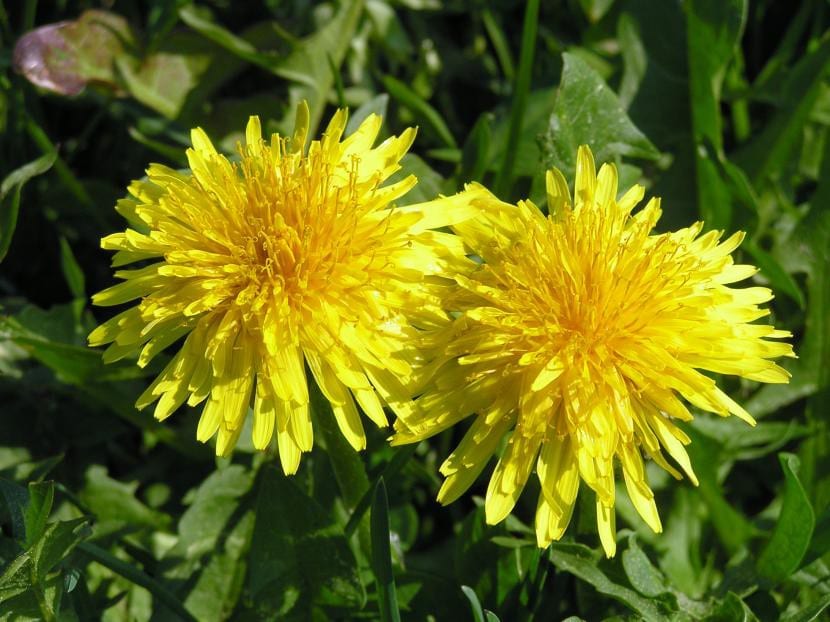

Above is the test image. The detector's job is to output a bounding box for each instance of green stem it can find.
[493,0,540,198]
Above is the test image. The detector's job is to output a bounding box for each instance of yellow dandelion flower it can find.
[89,103,473,472]
[393,145,795,557]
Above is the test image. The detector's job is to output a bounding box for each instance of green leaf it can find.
[58,238,85,302]
[549,543,667,622]
[182,509,254,622]
[175,465,253,559]
[388,154,444,205]
[540,52,661,185]
[31,517,89,582]
[493,0,539,197]
[461,113,493,184]
[621,535,668,598]
[371,478,400,622]
[706,592,760,622]
[757,453,815,584]
[461,585,486,622]
[77,541,197,622]
[23,482,54,549]
[0,151,57,262]
[685,0,747,229]
[780,594,830,622]
[271,0,365,137]
[382,75,457,148]
[345,94,389,136]
[79,466,170,535]
[742,240,805,310]
[247,466,365,616]
[617,13,646,110]
[686,426,755,554]
[735,34,830,184]
[0,478,29,540]
[177,5,281,72]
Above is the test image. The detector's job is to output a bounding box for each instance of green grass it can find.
[1,1,830,620]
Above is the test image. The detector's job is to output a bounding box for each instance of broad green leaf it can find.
[389,154,444,205]
[247,466,365,616]
[271,0,365,137]
[79,466,170,535]
[685,0,747,229]
[707,592,760,622]
[23,481,54,548]
[31,517,89,582]
[371,478,400,622]
[183,509,254,622]
[175,465,253,559]
[0,551,35,604]
[0,151,57,262]
[549,542,667,622]
[115,33,228,120]
[757,453,815,583]
[540,53,661,185]
[621,535,667,598]
[345,94,389,135]
[487,87,556,180]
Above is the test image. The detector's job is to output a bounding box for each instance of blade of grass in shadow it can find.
[482,9,514,81]
[77,542,197,622]
[461,585,486,622]
[371,477,400,622]
[493,0,540,198]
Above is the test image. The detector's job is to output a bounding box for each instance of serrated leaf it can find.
[540,52,660,184]
[247,466,365,616]
[549,542,667,622]
[31,518,89,582]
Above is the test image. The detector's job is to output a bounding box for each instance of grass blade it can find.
[493,0,540,198]
[371,477,400,622]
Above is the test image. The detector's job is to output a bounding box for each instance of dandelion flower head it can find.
[89,103,472,473]
[393,146,795,556]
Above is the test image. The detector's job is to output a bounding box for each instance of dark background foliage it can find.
[1,1,829,620]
